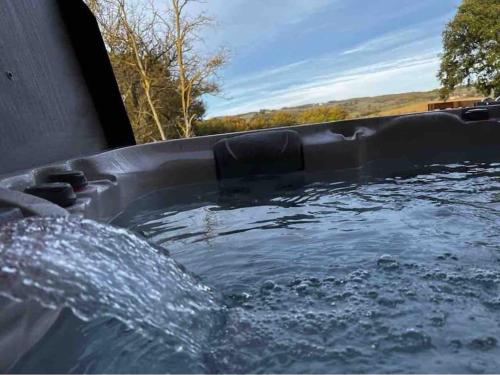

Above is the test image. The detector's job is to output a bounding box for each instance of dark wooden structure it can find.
[427,99,480,111]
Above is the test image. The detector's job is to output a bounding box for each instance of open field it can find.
[377,96,482,116]
[235,86,482,119]
[197,86,483,136]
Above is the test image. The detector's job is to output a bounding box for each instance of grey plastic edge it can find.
[0,105,499,225]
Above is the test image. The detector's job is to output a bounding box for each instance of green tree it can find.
[269,111,298,126]
[297,106,348,123]
[194,116,247,135]
[247,113,272,129]
[438,0,500,98]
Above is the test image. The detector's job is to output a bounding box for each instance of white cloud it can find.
[203,9,450,117]
[185,0,332,53]
[340,28,420,56]
[340,12,454,56]
[146,1,457,118]
[206,52,441,117]
[225,60,310,88]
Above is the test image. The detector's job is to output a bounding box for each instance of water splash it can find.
[0,216,221,370]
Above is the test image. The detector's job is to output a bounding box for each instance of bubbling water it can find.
[2,161,500,373]
[120,161,500,373]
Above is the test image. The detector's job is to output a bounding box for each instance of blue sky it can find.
[188,0,462,117]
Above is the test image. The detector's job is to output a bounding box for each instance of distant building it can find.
[427,99,480,111]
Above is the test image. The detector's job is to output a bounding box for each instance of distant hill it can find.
[230,86,482,120]
[197,86,483,136]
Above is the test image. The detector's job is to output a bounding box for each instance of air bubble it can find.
[377,255,400,270]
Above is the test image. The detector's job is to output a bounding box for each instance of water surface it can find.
[117,161,500,373]
[4,161,500,373]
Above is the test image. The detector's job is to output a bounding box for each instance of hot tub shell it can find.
[0,0,499,371]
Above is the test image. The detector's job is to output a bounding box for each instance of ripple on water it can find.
[4,161,500,373]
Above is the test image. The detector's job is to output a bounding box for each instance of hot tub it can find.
[1,1,500,372]
[1,106,500,373]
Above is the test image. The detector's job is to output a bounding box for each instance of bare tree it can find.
[119,0,169,140]
[86,0,177,142]
[170,0,226,138]
[86,0,225,141]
